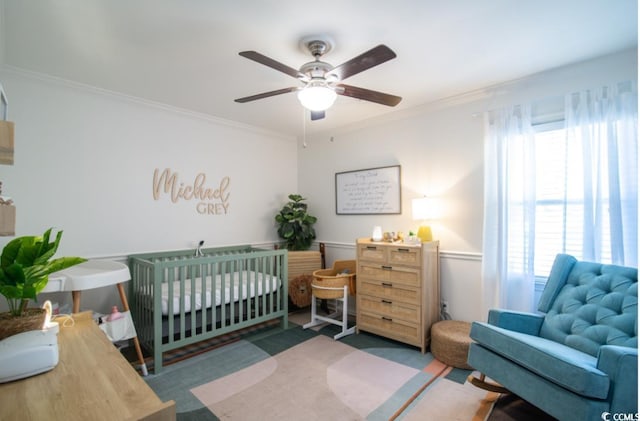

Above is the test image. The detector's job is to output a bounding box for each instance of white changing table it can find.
[44,260,148,375]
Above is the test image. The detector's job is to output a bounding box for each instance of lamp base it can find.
[417,225,433,242]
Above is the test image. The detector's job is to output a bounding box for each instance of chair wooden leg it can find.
[116,283,148,376]
[467,373,510,394]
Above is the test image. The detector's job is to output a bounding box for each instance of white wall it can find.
[299,48,637,322]
[0,69,298,313]
[0,49,635,319]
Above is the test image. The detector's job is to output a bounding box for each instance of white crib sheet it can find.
[157,270,280,316]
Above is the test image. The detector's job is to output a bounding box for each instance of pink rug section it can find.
[326,345,420,417]
[424,358,452,377]
[191,355,277,406]
[190,335,421,419]
[187,335,497,420]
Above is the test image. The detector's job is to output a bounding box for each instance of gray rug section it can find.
[145,340,269,414]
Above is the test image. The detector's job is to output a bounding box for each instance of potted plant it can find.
[275,194,321,310]
[275,194,317,250]
[0,228,85,339]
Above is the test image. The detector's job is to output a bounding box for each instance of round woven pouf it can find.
[430,320,473,369]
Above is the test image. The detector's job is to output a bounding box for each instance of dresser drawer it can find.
[358,294,420,324]
[358,263,421,288]
[388,246,421,267]
[358,311,420,345]
[358,279,420,306]
[357,243,387,263]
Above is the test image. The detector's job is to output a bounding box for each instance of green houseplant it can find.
[0,228,85,318]
[275,194,317,251]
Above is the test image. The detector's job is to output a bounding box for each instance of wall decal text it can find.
[153,168,230,215]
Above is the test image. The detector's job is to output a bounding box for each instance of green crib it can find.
[129,245,288,374]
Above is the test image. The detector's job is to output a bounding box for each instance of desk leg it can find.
[72,291,81,314]
[116,283,148,376]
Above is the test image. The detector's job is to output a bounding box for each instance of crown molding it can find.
[0,64,296,142]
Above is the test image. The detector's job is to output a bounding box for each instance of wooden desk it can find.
[0,312,175,421]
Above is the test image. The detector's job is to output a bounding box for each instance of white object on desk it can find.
[0,323,59,383]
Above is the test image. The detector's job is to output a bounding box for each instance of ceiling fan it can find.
[234,38,402,121]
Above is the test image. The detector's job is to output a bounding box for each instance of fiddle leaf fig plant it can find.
[0,228,86,317]
[275,194,317,251]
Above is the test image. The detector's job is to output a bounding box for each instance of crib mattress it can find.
[153,270,281,315]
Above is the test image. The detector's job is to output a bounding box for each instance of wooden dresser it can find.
[355,238,440,353]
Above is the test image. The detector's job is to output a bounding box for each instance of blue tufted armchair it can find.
[467,254,637,421]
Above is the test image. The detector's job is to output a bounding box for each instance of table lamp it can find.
[412,197,438,242]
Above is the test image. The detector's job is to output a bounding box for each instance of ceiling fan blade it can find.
[328,45,397,81]
[239,51,305,79]
[310,110,325,121]
[234,87,299,103]
[336,84,402,107]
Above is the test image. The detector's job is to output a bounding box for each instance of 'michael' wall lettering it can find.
[152,168,230,215]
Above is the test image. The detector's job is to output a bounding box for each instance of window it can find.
[483,83,637,313]
[507,123,615,278]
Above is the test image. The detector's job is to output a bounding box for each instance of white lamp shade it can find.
[297,85,337,111]
[412,197,436,220]
[412,197,440,243]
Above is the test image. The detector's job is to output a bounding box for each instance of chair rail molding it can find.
[316,240,482,262]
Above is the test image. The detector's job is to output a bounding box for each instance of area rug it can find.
[144,321,500,420]
[128,318,282,371]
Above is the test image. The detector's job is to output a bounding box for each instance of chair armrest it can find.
[597,345,638,415]
[487,309,544,336]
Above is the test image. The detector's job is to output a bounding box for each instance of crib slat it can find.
[189,263,196,338]
[201,262,208,335]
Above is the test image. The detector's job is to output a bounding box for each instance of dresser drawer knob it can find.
[381,282,393,287]
[366,246,377,250]
[382,265,393,270]
[397,248,410,252]
[382,316,393,322]
[381,299,392,304]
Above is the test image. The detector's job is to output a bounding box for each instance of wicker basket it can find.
[311,260,357,299]
[287,250,322,281]
[0,308,47,340]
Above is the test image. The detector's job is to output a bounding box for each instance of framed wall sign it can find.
[335,165,401,215]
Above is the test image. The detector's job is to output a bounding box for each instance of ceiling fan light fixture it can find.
[236,41,402,121]
[297,83,337,112]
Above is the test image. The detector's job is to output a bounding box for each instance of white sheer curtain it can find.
[482,105,537,316]
[482,82,638,317]
[565,83,638,267]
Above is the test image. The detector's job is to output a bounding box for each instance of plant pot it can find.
[0,308,47,340]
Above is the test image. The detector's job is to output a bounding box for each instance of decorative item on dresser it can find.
[355,237,440,353]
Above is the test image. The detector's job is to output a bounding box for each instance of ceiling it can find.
[0,0,637,137]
